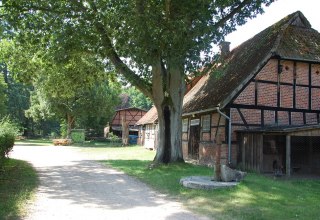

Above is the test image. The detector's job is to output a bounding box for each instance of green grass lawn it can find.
[97,146,320,220]
[16,138,53,146]
[0,158,38,219]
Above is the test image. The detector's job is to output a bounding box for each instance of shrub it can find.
[0,118,20,161]
[108,132,121,143]
[71,129,85,143]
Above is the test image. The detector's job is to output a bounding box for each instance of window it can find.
[182,119,189,132]
[201,115,211,131]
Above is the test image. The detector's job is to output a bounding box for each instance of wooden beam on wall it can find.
[286,135,291,177]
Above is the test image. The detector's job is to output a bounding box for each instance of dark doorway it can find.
[188,124,200,159]
[262,135,286,173]
[291,136,320,175]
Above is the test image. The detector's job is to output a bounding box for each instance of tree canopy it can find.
[0,39,121,137]
[0,0,275,163]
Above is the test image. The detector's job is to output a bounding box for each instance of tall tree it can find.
[124,86,153,110]
[1,0,275,163]
[1,40,121,137]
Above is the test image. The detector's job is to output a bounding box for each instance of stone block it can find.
[220,165,246,182]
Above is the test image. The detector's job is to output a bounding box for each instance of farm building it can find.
[182,11,320,176]
[110,107,147,137]
[136,74,203,149]
[136,106,158,149]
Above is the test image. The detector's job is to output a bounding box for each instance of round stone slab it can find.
[180,176,239,190]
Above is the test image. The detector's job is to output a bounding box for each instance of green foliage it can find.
[0,159,38,219]
[0,118,20,161]
[124,86,153,110]
[70,129,85,143]
[0,71,8,118]
[3,42,122,136]
[0,0,275,86]
[0,40,34,134]
[108,132,121,143]
[60,120,67,138]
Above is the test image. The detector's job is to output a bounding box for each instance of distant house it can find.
[136,106,158,149]
[110,107,147,137]
[182,11,320,176]
[136,74,203,149]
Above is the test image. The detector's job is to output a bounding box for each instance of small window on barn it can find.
[182,119,189,132]
[201,115,211,131]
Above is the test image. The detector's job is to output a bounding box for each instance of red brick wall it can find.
[291,112,304,125]
[202,132,211,141]
[311,64,320,86]
[296,63,309,85]
[256,59,278,81]
[311,88,320,110]
[234,82,255,105]
[232,59,320,127]
[306,113,318,124]
[296,86,308,109]
[280,85,293,108]
[280,60,294,83]
[278,111,289,125]
[257,83,277,107]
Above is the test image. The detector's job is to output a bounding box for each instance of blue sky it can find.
[224,0,320,50]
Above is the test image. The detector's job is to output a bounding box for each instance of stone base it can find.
[220,165,247,182]
[180,176,239,190]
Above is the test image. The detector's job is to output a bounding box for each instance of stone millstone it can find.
[180,176,239,190]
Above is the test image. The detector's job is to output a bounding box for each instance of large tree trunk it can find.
[152,59,185,163]
[66,113,75,139]
[121,117,129,146]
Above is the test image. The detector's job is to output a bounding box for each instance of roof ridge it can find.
[271,11,311,55]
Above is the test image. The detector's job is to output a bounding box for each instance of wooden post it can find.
[122,117,129,146]
[213,133,222,181]
[286,135,291,177]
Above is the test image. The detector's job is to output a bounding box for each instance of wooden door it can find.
[188,124,200,159]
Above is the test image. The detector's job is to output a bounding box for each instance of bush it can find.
[0,118,20,161]
[108,132,121,143]
[71,129,85,143]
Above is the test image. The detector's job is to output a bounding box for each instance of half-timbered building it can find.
[136,106,158,149]
[110,107,147,137]
[182,11,320,176]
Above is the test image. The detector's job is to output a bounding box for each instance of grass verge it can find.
[99,146,320,220]
[0,158,38,219]
[15,138,53,146]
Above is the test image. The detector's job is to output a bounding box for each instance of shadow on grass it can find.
[15,139,53,146]
[0,159,38,219]
[102,159,320,220]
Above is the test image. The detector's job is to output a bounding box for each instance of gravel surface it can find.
[10,144,210,220]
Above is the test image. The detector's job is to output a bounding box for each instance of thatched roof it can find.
[183,11,320,115]
[136,106,158,125]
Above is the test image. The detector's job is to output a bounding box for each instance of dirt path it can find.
[10,144,209,220]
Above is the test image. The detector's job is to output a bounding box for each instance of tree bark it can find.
[152,59,185,163]
[122,117,129,146]
[66,113,75,139]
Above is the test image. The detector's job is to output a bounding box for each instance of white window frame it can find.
[201,115,211,131]
[182,118,189,132]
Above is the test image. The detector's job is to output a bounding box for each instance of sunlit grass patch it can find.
[96,146,320,220]
[0,159,38,219]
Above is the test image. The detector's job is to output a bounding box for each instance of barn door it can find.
[188,119,200,159]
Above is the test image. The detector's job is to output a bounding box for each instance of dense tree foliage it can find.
[0,39,120,137]
[123,87,153,110]
[1,0,275,163]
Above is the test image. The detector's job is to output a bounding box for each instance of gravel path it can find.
[10,144,209,220]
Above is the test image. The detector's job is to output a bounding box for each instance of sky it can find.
[223,0,320,50]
